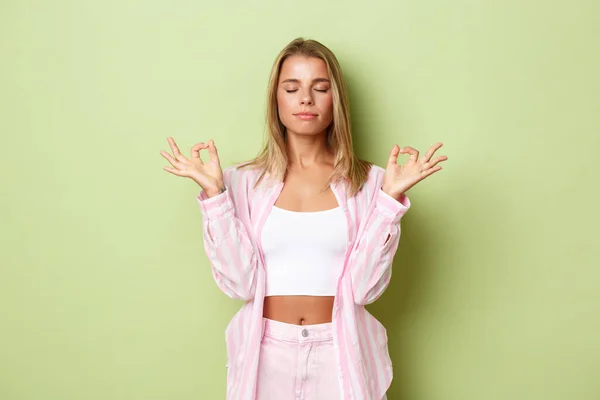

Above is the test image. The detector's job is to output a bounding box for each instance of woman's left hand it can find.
[381,142,448,200]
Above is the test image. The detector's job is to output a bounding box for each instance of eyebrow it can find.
[280,78,331,84]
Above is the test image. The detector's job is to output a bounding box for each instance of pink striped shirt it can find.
[197,163,410,399]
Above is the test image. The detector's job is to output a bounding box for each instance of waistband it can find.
[262,317,333,344]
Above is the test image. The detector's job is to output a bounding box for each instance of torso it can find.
[262,162,339,325]
[263,296,335,325]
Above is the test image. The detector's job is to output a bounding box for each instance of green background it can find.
[1,0,598,399]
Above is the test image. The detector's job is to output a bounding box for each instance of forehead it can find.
[279,55,330,82]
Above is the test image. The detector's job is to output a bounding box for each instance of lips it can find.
[294,112,318,116]
[294,112,318,120]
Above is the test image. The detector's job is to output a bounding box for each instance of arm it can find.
[161,138,258,301]
[349,188,410,306]
[196,170,257,301]
[349,141,446,304]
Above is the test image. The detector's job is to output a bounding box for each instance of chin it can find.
[286,124,330,136]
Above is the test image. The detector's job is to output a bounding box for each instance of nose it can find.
[300,91,314,106]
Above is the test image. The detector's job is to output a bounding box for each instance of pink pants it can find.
[256,317,340,399]
[255,318,388,400]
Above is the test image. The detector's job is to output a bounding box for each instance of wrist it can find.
[381,185,404,201]
[194,175,225,198]
[205,186,226,198]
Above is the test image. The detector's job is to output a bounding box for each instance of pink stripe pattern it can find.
[197,164,410,399]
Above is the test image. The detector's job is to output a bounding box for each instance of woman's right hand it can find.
[160,137,225,198]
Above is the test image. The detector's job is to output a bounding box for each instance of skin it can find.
[263,56,338,325]
[160,55,448,326]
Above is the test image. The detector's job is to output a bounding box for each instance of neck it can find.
[285,130,333,168]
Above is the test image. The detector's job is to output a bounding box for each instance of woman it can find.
[161,37,447,400]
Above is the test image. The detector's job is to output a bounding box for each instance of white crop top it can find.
[261,205,348,296]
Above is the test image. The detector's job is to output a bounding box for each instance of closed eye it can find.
[284,88,330,93]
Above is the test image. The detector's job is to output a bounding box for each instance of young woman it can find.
[161,38,447,400]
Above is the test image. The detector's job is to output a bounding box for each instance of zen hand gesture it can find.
[160,137,225,197]
[382,142,448,199]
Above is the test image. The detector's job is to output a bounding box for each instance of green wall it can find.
[1,1,598,399]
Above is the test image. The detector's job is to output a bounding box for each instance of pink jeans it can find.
[256,317,340,399]
[255,318,388,400]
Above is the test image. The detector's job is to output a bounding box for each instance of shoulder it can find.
[367,164,385,182]
[341,162,385,205]
[223,163,264,188]
[359,163,385,195]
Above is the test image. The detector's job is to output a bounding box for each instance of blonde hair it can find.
[239,37,371,197]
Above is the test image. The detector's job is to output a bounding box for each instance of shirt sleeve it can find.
[348,179,411,305]
[196,169,258,300]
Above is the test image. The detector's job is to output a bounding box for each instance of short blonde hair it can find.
[240,37,371,196]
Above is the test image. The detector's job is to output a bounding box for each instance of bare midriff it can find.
[263,295,335,325]
[264,163,339,326]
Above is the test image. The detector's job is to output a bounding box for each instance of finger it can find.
[421,142,444,163]
[191,142,207,164]
[422,155,448,169]
[387,144,400,165]
[421,165,443,178]
[163,166,184,176]
[400,146,419,163]
[160,150,178,168]
[207,139,220,163]
[167,137,185,161]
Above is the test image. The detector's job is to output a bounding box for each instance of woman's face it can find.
[276,55,334,137]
